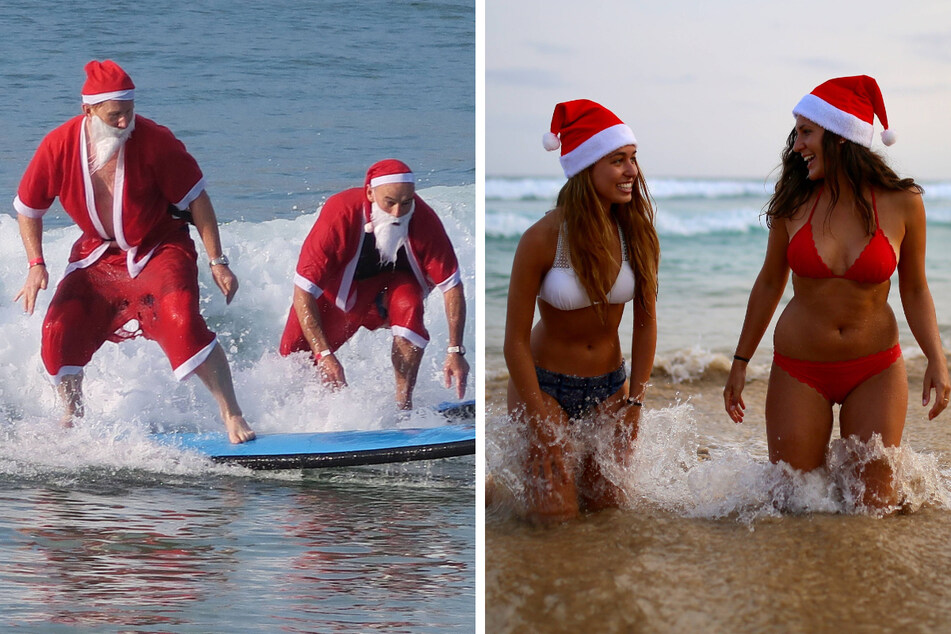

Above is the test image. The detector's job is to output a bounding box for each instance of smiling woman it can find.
[724,75,951,510]
[502,99,660,524]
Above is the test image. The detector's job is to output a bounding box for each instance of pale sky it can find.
[486,0,951,180]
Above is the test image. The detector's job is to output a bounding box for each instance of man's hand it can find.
[15,265,49,315]
[443,352,469,400]
[211,265,239,304]
[318,355,347,390]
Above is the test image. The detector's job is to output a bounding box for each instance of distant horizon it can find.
[486,173,951,183]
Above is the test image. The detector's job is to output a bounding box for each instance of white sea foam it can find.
[486,403,951,524]
[486,177,776,201]
[0,185,475,474]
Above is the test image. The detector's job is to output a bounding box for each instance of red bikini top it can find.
[786,188,897,284]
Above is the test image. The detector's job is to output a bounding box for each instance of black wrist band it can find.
[627,399,643,407]
[733,354,750,363]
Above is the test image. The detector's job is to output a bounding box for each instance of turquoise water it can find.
[485,175,951,376]
[0,1,475,630]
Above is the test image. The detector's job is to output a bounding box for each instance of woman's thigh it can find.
[839,356,907,446]
[766,362,835,471]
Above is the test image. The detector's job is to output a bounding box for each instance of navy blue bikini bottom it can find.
[535,363,627,420]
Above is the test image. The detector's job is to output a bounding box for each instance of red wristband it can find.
[28,258,45,268]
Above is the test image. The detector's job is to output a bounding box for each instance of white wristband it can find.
[316,349,332,360]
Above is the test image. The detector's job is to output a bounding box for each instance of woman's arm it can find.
[724,220,791,422]
[628,290,657,403]
[897,192,950,419]
[503,221,556,423]
[614,287,658,454]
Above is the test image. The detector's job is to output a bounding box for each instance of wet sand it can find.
[485,353,951,632]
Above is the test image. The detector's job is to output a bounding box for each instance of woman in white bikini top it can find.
[538,221,636,311]
[502,99,660,525]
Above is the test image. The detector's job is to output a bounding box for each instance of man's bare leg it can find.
[392,336,424,410]
[193,343,255,443]
[57,372,84,427]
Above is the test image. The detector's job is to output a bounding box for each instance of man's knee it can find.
[42,303,103,374]
[154,289,204,333]
[386,282,425,326]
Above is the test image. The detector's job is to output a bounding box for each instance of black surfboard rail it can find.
[210,437,475,470]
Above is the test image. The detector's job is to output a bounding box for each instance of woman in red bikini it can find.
[724,75,950,508]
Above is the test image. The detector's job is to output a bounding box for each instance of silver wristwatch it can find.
[447,345,466,355]
[209,255,230,267]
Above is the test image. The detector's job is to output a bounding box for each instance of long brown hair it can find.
[766,127,922,231]
[555,159,659,319]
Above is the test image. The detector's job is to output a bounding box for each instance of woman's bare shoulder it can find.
[877,184,922,205]
[518,208,563,249]
[877,186,924,221]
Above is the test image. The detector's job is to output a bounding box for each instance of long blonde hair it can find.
[555,160,659,319]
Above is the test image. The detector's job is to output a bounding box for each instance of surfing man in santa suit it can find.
[280,159,469,410]
[13,60,255,444]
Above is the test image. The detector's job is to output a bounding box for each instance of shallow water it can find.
[0,0,475,629]
[485,356,951,631]
[4,457,474,631]
[487,507,951,632]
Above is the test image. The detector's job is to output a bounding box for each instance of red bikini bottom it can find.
[773,344,902,404]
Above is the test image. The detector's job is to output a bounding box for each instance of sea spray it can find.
[486,401,951,524]
[0,186,474,471]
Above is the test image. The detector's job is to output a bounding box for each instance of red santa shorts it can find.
[41,230,216,383]
[279,271,429,359]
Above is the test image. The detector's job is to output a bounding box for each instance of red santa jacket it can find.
[14,114,205,278]
[294,188,461,311]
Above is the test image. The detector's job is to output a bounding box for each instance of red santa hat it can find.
[543,99,637,178]
[365,159,416,188]
[792,75,895,148]
[81,60,135,105]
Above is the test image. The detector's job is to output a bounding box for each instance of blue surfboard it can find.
[152,400,475,470]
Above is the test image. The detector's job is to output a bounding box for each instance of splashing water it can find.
[486,402,951,525]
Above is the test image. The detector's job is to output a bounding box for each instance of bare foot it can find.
[59,414,76,429]
[225,414,255,444]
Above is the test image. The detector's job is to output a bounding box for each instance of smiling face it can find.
[792,115,826,180]
[590,145,638,206]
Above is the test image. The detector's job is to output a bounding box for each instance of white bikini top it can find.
[537,222,636,311]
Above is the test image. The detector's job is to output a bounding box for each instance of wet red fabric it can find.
[773,344,902,404]
[280,270,427,357]
[41,228,215,375]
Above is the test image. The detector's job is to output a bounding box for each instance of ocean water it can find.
[485,175,951,631]
[0,1,475,631]
[486,175,951,373]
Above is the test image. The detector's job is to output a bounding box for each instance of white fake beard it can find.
[371,201,414,265]
[88,114,135,173]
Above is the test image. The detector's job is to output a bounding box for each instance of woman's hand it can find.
[724,361,748,423]
[612,400,642,463]
[525,415,579,524]
[922,358,951,420]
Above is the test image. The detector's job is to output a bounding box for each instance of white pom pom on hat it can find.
[881,129,897,146]
[542,132,561,151]
[544,99,637,178]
